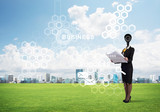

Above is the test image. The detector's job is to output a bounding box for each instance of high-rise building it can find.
[8,75,13,83]
[137,77,151,83]
[57,77,63,83]
[46,73,50,82]
[137,78,145,83]
[0,77,5,83]
[76,69,83,83]
[113,74,118,83]
[5,75,8,83]
[108,75,110,79]
[31,78,38,83]
[51,76,57,83]
[14,77,17,83]
[94,70,98,81]
[150,75,155,82]
[24,78,31,83]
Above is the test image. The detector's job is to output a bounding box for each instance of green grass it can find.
[0,83,160,112]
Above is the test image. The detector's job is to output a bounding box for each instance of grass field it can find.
[0,83,160,112]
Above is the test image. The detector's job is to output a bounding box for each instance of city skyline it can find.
[0,69,159,84]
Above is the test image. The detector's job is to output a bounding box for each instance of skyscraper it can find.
[94,70,98,81]
[76,69,83,83]
[0,77,5,83]
[113,74,118,83]
[51,76,56,83]
[57,77,63,83]
[46,73,50,82]
[8,75,13,83]
[5,75,8,83]
[150,75,155,82]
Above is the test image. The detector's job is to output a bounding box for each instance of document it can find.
[106,51,127,63]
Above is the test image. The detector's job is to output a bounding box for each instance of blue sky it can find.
[0,0,160,78]
[0,0,160,51]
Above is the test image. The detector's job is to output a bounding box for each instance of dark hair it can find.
[124,34,132,42]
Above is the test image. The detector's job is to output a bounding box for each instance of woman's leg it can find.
[126,83,132,101]
[124,83,128,100]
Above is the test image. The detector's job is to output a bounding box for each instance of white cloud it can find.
[133,41,160,72]
[131,0,139,3]
[134,30,153,43]
[0,43,118,74]
[1,29,160,78]
[0,44,22,71]
[126,0,139,5]
[155,34,160,41]
[112,2,119,7]
[68,5,116,37]
[132,29,160,74]
[133,29,160,43]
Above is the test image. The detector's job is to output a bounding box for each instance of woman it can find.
[121,34,135,103]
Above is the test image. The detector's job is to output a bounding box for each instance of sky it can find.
[0,0,160,79]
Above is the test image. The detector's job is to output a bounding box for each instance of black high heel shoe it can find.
[124,96,131,103]
[123,96,131,102]
[124,100,129,103]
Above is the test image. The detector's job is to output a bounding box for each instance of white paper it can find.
[106,51,127,63]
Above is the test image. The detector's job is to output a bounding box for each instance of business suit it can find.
[121,46,135,84]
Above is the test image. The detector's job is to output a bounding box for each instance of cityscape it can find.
[0,69,159,84]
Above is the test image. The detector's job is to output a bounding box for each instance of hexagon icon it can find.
[56,22,63,29]
[91,86,98,94]
[44,28,52,36]
[79,80,86,87]
[99,86,106,94]
[102,31,109,39]
[52,28,59,36]
[109,31,118,39]
[30,41,36,47]
[121,24,128,32]
[60,15,66,22]
[117,18,124,25]
[120,11,128,19]
[105,25,113,32]
[125,4,132,12]
[129,24,136,32]
[48,21,55,28]
[117,4,125,12]
[21,41,28,47]
[109,18,117,25]
[113,25,120,32]
[52,15,59,21]
[113,11,121,18]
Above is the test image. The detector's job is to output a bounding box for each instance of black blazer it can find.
[122,46,134,64]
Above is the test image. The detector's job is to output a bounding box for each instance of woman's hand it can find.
[124,57,128,61]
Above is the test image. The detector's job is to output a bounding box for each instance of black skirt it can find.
[121,63,133,84]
